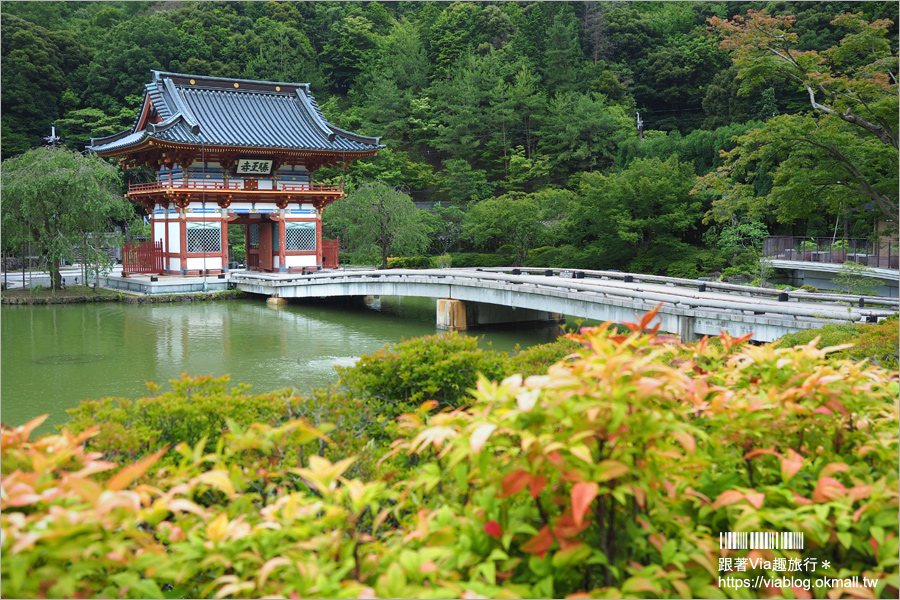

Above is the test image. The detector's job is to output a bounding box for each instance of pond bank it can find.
[1,286,247,305]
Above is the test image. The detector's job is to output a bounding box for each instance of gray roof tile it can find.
[90,71,382,155]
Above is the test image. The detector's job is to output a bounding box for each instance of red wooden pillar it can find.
[316,213,323,268]
[220,213,229,272]
[162,203,170,275]
[245,223,251,271]
[278,218,287,272]
[179,213,187,275]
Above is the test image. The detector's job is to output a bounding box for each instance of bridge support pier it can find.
[437,298,565,331]
[678,315,697,342]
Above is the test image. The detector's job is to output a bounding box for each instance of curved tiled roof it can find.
[90,71,382,155]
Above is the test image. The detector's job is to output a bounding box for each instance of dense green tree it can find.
[440,158,494,205]
[426,2,487,76]
[703,10,899,223]
[1,15,88,158]
[616,121,760,175]
[539,92,631,174]
[543,9,582,95]
[353,20,429,141]
[321,13,378,91]
[54,105,140,152]
[630,32,730,129]
[322,181,428,268]
[78,15,182,113]
[566,156,702,260]
[421,203,467,255]
[430,52,503,157]
[1,147,132,290]
[463,193,544,266]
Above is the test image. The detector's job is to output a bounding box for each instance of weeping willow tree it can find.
[1,147,131,292]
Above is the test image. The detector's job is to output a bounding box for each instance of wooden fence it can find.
[322,238,339,269]
[122,240,164,274]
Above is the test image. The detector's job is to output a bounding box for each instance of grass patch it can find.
[1,285,121,300]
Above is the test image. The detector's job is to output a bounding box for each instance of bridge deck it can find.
[231,268,897,342]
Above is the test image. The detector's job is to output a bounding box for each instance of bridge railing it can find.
[230,268,898,322]
[467,267,899,308]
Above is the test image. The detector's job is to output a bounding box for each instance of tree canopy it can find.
[1,147,132,290]
[701,10,899,224]
[2,1,896,278]
[323,181,429,269]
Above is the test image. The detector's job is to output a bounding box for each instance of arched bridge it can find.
[231,267,898,342]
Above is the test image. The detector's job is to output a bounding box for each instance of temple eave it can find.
[99,139,379,161]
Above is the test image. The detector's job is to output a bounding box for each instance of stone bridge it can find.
[231,267,898,342]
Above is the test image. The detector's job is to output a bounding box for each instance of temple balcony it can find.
[126,179,344,210]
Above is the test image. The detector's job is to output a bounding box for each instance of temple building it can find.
[89,71,382,275]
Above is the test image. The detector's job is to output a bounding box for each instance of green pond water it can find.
[1,296,569,436]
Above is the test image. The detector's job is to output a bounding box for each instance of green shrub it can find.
[387,311,899,597]
[4,311,898,599]
[386,255,432,269]
[433,253,452,268]
[507,337,583,377]
[448,253,510,268]
[336,333,508,420]
[776,315,899,370]
[800,284,819,292]
[665,259,701,279]
[64,374,293,461]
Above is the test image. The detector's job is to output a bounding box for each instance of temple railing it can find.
[128,181,343,194]
[763,236,899,270]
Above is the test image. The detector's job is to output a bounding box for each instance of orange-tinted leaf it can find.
[820,462,849,478]
[258,557,292,587]
[553,513,591,539]
[632,485,646,509]
[744,448,780,460]
[469,423,496,454]
[848,485,872,502]
[671,431,696,454]
[745,490,765,509]
[781,448,804,482]
[622,576,662,595]
[192,470,236,498]
[571,482,599,527]
[529,474,547,499]
[710,489,745,511]
[106,447,168,492]
[499,469,531,498]
[812,477,847,503]
[596,459,629,482]
[12,415,49,443]
[520,525,554,556]
[825,398,849,416]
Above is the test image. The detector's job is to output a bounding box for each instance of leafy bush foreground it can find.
[2,309,898,599]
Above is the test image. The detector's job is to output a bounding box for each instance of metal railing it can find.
[763,236,899,270]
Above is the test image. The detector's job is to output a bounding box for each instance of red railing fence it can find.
[322,238,339,269]
[123,240,164,274]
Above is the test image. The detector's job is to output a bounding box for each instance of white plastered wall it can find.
[186,257,223,270]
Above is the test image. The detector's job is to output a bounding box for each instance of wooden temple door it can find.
[258,223,273,271]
